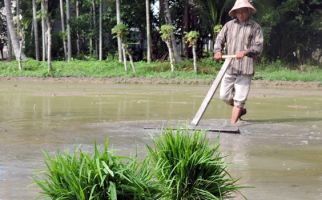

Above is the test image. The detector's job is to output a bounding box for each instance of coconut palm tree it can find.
[41,0,47,61]
[99,0,103,61]
[146,0,152,63]
[163,0,181,63]
[116,0,122,62]
[32,0,40,60]
[75,0,80,57]
[66,0,71,61]
[46,9,52,72]
[59,0,67,60]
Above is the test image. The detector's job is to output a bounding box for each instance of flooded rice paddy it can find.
[0,79,321,200]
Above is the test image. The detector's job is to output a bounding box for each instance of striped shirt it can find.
[214,19,264,75]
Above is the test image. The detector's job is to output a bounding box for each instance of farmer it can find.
[214,0,263,124]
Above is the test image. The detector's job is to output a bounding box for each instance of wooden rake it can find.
[190,55,236,127]
[144,55,239,134]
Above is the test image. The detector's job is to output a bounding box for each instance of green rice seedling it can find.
[34,142,160,200]
[147,128,243,200]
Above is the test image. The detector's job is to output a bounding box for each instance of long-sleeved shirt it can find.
[214,19,264,75]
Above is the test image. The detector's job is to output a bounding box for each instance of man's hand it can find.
[214,52,222,61]
[236,51,247,59]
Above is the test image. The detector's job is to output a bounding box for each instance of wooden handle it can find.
[222,55,237,59]
[190,58,233,126]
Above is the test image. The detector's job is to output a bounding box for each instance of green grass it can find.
[255,60,322,82]
[1,58,321,82]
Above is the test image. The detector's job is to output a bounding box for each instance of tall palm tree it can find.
[196,0,234,52]
[66,0,71,61]
[116,0,122,62]
[59,0,67,60]
[76,0,80,57]
[197,0,235,26]
[99,0,103,61]
[164,0,181,63]
[41,0,47,61]
[92,0,98,57]
[45,0,52,72]
[4,0,26,61]
[32,0,40,60]
[183,0,190,57]
[146,0,152,63]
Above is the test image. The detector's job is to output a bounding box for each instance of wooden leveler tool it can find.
[190,55,236,126]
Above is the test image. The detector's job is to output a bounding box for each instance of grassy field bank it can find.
[0,58,321,83]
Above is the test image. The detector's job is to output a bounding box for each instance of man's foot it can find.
[239,108,247,119]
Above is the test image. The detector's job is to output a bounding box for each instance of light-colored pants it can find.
[219,73,252,108]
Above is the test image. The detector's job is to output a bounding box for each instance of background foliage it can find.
[0,0,321,67]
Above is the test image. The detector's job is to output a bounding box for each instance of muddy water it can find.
[0,79,321,200]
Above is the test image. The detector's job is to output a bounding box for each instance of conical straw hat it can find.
[229,0,256,17]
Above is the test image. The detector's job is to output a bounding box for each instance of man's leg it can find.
[219,73,236,106]
[231,75,252,124]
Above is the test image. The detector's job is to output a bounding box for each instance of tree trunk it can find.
[89,1,93,56]
[46,2,52,72]
[146,0,151,63]
[32,0,40,60]
[17,0,23,69]
[192,45,197,73]
[6,28,12,60]
[126,49,136,73]
[76,0,80,57]
[16,0,20,35]
[164,0,181,63]
[59,0,67,60]
[166,41,174,72]
[41,0,47,61]
[66,0,71,61]
[18,39,23,70]
[92,0,98,58]
[183,0,189,58]
[159,0,165,26]
[122,43,128,72]
[4,0,26,61]
[47,22,52,72]
[99,0,103,61]
[116,0,122,62]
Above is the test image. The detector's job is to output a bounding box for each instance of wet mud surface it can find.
[0,79,321,200]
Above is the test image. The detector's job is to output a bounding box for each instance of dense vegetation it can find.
[0,0,321,68]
